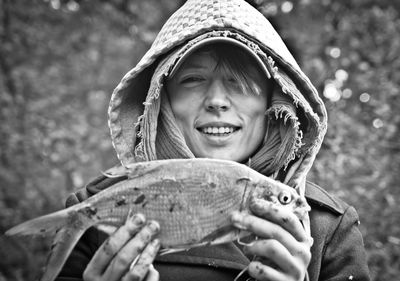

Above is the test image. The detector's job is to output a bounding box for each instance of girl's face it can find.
[166,47,270,162]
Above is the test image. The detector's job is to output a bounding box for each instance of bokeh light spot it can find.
[342,88,353,99]
[50,0,60,9]
[335,69,349,82]
[372,118,384,129]
[281,1,294,13]
[360,92,370,103]
[323,82,341,102]
[329,47,341,58]
[67,1,80,12]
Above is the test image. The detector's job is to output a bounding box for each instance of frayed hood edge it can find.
[107,0,327,193]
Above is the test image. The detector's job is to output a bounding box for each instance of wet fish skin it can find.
[5,158,310,281]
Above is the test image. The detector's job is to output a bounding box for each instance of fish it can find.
[5,158,310,281]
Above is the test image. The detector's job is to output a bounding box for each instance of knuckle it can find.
[267,238,280,248]
[258,239,280,256]
[103,238,119,255]
[292,249,311,280]
[243,213,258,227]
[115,252,133,269]
[303,247,312,263]
[257,238,276,250]
[248,261,267,279]
[137,229,153,243]
[291,263,303,281]
[307,236,314,247]
[267,228,281,240]
[297,243,312,263]
[306,243,312,257]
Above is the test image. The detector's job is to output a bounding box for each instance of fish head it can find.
[250,180,310,220]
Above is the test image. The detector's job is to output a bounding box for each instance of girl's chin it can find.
[193,149,244,162]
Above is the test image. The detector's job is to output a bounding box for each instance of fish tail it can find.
[39,226,87,281]
[5,207,94,281]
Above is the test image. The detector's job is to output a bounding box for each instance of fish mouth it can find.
[196,122,241,137]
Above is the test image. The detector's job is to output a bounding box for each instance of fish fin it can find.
[236,237,255,247]
[235,231,257,249]
[6,207,93,281]
[198,225,240,246]
[5,208,70,237]
[159,226,244,255]
[39,226,87,281]
[101,165,129,178]
[158,247,190,256]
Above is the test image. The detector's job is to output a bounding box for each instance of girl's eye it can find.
[226,76,238,84]
[180,76,205,85]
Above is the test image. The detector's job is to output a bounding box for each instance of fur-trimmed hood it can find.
[107,0,327,196]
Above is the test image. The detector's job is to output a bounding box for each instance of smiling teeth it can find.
[202,127,234,134]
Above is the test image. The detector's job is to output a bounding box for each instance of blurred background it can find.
[0,0,399,280]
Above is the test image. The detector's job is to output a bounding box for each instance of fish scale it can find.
[89,174,249,246]
[5,158,310,281]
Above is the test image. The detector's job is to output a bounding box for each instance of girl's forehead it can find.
[178,47,258,72]
[179,51,218,70]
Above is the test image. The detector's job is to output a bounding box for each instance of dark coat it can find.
[56,176,370,281]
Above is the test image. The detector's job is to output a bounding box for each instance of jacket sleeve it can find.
[320,206,370,281]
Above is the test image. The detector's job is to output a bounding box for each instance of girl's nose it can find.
[204,80,231,112]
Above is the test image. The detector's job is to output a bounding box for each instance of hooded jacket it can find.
[57,0,370,280]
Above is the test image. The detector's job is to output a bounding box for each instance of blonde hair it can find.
[175,42,274,100]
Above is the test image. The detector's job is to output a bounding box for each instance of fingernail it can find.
[230,211,243,223]
[131,213,146,225]
[231,211,247,230]
[147,220,160,233]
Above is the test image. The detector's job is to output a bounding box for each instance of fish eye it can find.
[278,191,292,205]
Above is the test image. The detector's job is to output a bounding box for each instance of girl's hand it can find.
[231,198,313,281]
[83,213,161,281]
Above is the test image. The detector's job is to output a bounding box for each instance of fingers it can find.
[83,213,161,281]
[247,260,286,281]
[122,239,161,281]
[231,207,312,281]
[244,239,308,279]
[102,220,160,281]
[231,211,301,253]
[249,197,311,244]
[85,213,146,277]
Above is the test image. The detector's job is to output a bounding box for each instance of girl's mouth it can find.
[197,126,240,136]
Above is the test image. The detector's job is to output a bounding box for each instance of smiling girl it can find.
[57,1,371,281]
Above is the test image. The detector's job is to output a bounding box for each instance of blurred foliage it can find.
[0,0,399,280]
